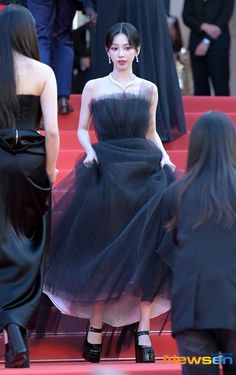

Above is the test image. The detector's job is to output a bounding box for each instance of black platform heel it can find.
[135,330,155,363]
[82,326,102,363]
[4,324,28,368]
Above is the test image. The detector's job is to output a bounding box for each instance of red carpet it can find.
[0,362,182,374]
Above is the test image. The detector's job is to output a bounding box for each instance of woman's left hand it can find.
[47,168,59,185]
[161,155,176,171]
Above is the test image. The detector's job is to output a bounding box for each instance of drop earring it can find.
[108,56,111,64]
[136,55,139,63]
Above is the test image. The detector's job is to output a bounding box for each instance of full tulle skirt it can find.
[44,138,175,327]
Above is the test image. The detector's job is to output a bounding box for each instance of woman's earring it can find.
[136,55,139,63]
[108,56,111,64]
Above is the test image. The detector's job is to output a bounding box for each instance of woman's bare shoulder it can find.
[84,76,109,89]
[15,56,56,95]
[82,76,110,98]
[31,59,55,79]
[139,77,158,92]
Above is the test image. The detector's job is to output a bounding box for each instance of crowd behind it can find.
[0,0,234,115]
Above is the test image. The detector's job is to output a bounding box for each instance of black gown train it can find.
[0,95,51,331]
[91,0,186,141]
[44,88,175,327]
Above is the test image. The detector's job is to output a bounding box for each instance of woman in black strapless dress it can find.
[44,23,175,363]
[0,5,59,368]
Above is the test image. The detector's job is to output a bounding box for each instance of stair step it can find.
[69,94,236,114]
[0,331,177,362]
[185,111,236,130]
[0,361,183,374]
[58,95,236,132]
[183,96,236,113]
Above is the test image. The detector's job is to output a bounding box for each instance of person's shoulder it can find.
[138,78,158,101]
[29,59,56,83]
[82,76,109,97]
[84,77,102,88]
[139,78,158,92]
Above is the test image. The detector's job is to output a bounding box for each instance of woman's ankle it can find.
[87,326,103,345]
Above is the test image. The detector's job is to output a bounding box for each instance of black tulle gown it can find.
[91,0,186,141]
[44,90,175,327]
[0,95,51,331]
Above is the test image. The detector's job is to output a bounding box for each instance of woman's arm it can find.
[40,66,60,184]
[77,80,98,165]
[146,84,175,170]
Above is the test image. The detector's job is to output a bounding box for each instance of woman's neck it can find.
[110,69,136,84]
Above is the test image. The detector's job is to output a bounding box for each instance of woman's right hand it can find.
[83,147,98,168]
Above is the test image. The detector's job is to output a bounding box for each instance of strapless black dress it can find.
[0,95,51,331]
[44,93,175,327]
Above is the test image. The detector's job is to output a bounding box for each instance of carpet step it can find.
[0,331,177,362]
[183,96,236,113]
[0,312,174,361]
[69,94,236,114]
[0,362,182,374]
[58,95,236,132]
[57,109,236,133]
[184,111,236,131]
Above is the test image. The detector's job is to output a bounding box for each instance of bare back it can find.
[13,53,58,133]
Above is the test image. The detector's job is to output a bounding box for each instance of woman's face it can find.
[107,33,138,70]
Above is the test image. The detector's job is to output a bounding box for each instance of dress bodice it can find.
[0,95,42,153]
[16,95,41,130]
[91,93,150,141]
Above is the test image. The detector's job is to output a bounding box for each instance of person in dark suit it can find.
[163,111,236,375]
[0,0,27,5]
[27,0,96,114]
[183,0,234,96]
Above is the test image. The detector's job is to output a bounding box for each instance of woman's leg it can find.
[135,301,155,362]
[3,329,8,344]
[138,301,152,346]
[88,301,104,344]
[82,302,105,362]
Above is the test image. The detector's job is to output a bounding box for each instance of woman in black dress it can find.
[164,112,236,375]
[44,22,175,363]
[0,5,59,368]
[91,0,186,141]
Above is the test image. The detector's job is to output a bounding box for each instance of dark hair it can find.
[167,111,236,231]
[0,5,40,128]
[105,22,141,50]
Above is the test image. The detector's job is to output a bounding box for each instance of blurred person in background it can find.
[27,0,96,114]
[183,0,234,96]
